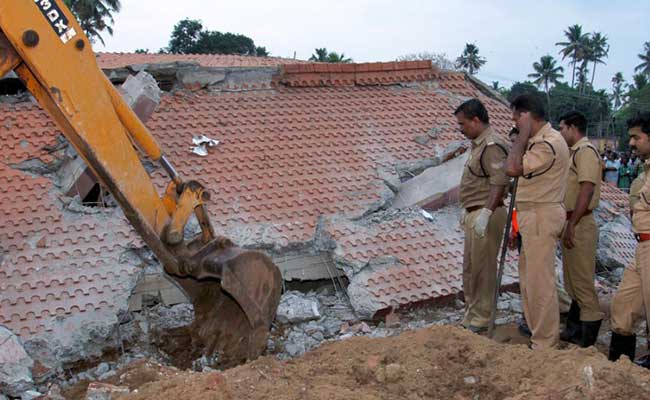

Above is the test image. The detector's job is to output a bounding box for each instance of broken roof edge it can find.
[275,60,439,88]
[465,73,510,108]
[95,51,309,68]
[101,60,447,93]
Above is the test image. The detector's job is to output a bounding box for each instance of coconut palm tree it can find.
[629,73,649,93]
[635,42,650,76]
[528,55,564,108]
[63,0,121,45]
[309,48,352,63]
[589,32,609,86]
[455,43,486,75]
[326,52,352,63]
[309,48,329,62]
[556,24,588,88]
[611,72,625,110]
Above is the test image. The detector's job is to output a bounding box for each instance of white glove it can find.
[473,208,493,238]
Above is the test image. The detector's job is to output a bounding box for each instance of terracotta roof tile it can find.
[0,68,515,336]
[95,52,308,69]
[326,212,519,312]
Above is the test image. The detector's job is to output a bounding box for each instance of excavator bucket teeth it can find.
[171,248,282,368]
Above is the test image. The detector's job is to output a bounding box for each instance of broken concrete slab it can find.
[57,71,162,198]
[119,71,162,122]
[276,291,322,324]
[176,68,226,89]
[85,382,130,400]
[20,390,42,400]
[274,253,343,282]
[346,257,405,319]
[394,141,466,181]
[0,326,35,397]
[597,218,637,271]
[391,152,468,210]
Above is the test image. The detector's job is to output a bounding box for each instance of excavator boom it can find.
[0,0,282,367]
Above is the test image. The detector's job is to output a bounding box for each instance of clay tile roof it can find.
[1,63,517,336]
[95,52,309,69]
[276,60,437,87]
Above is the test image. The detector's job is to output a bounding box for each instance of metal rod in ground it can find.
[488,177,518,338]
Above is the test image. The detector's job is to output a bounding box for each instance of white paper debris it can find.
[420,210,434,221]
[190,134,219,157]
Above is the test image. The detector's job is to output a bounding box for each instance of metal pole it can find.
[488,177,519,338]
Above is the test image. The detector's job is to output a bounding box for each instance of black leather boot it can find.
[518,319,531,338]
[608,332,636,362]
[634,354,650,369]
[577,319,602,348]
[560,300,581,343]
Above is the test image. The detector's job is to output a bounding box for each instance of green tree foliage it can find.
[556,24,588,88]
[63,0,121,45]
[630,73,649,93]
[588,32,609,86]
[134,48,149,54]
[309,48,352,63]
[614,83,650,150]
[165,19,267,56]
[255,46,269,57]
[505,81,546,105]
[611,72,626,110]
[455,43,486,75]
[548,83,610,130]
[528,55,564,108]
[635,42,650,76]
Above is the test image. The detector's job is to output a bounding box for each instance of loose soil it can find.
[113,325,649,400]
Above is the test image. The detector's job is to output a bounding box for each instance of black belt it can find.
[635,233,650,242]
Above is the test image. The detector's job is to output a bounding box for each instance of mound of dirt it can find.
[118,325,649,400]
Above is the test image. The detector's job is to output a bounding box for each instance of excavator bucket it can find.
[171,246,283,368]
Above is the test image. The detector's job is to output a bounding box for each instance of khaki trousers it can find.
[462,206,507,328]
[610,241,650,335]
[561,214,604,321]
[518,204,566,349]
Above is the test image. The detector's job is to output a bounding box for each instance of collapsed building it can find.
[0,53,638,396]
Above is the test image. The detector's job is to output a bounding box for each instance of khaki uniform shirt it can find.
[630,165,647,209]
[564,137,602,211]
[459,126,510,209]
[516,123,570,205]
[632,160,650,234]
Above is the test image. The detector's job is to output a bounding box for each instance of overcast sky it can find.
[98,0,649,92]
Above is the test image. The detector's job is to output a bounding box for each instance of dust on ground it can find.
[111,325,648,400]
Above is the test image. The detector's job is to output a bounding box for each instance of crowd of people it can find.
[602,148,645,192]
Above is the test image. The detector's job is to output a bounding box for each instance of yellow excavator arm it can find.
[0,0,282,367]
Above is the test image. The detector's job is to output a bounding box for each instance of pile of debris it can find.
[0,56,644,399]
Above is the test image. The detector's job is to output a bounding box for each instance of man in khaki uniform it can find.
[608,113,650,367]
[505,94,570,349]
[454,99,509,333]
[558,111,604,347]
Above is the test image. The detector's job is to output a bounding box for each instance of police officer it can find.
[557,111,604,347]
[455,99,509,333]
[505,94,570,349]
[608,113,650,366]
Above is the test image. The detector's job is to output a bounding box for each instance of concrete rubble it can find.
[1,61,642,398]
[84,382,130,400]
[0,327,35,397]
[276,291,322,324]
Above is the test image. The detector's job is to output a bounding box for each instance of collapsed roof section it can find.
[0,54,633,350]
